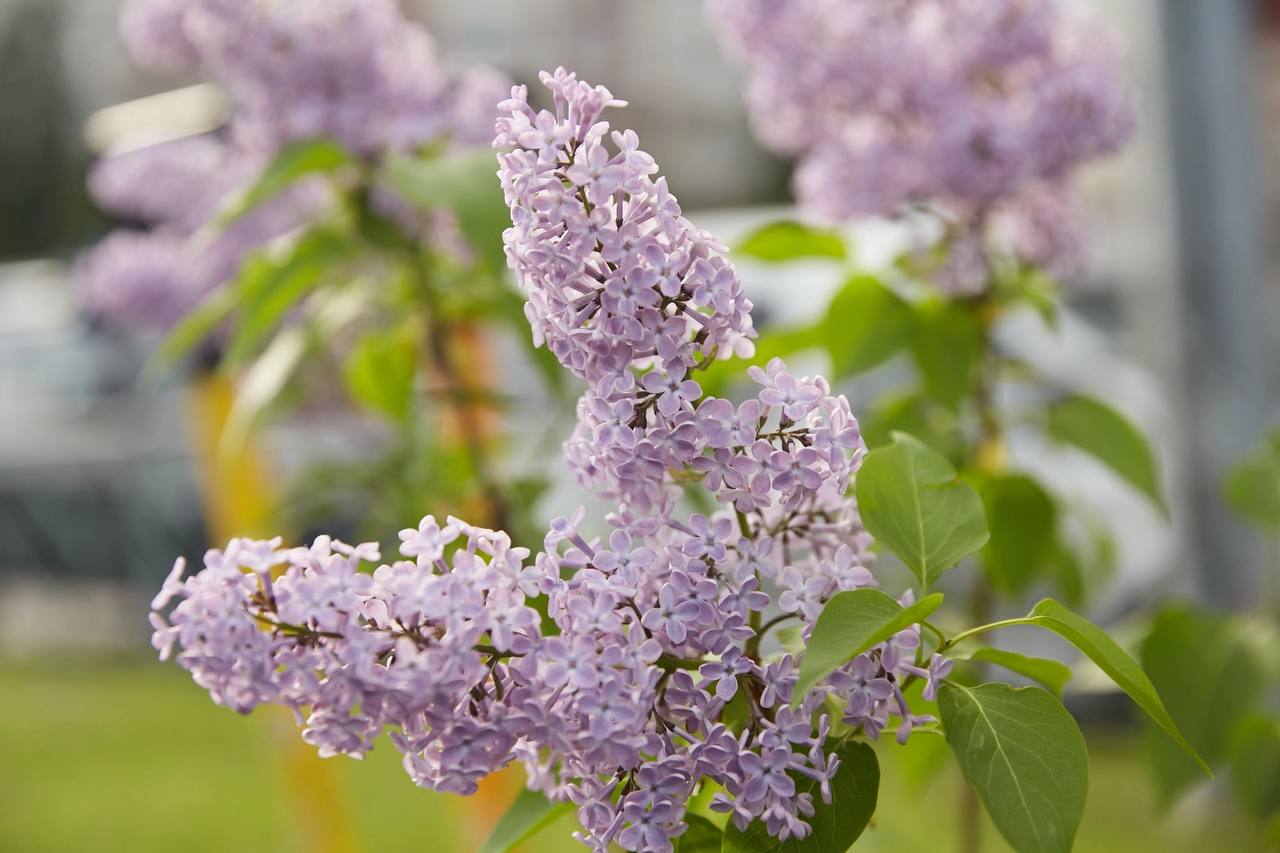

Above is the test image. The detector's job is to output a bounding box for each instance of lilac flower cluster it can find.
[154,69,949,851]
[81,135,313,329]
[82,0,507,329]
[154,508,944,850]
[708,0,1134,284]
[120,0,504,155]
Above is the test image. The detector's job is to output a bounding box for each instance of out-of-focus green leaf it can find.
[1141,605,1263,807]
[793,589,944,704]
[222,325,309,452]
[149,285,236,372]
[224,228,354,364]
[1223,428,1280,529]
[676,815,723,852]
[855,432,989,590]
[721,740,878,853]
[1230,716,1280,820]
[860,391,966,462]
[954,647,1072,696]
[479,788,573,853]
[736,219,847,262]
[383,149,509,273]
[940,683,1088,853]
[824,274,913,378]
[996,265,1060,328]
[909,298,983,410]
[218,138,352,226]
[979,474,1057,595]
[1047,395,1167,516]
[342,326,417,421]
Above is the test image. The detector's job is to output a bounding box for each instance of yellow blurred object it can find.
[186,371,360,853]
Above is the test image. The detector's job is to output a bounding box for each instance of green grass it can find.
[0,661,1263,852]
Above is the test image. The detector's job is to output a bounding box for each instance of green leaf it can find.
[676,815,723,852]
[224,228,353,364]
[1223,428,1280,528]
[736,219,847,261]
[939,683,1088,853]
[222,325,310,451]
[218,138,352,226]
[149,285,236,371]
[383,149,510,273]
[1047,395,1167,515]
[979,474,1057,595]
[824,275,913,378]
[792,588,944,705]
[860,391,966,463]
[342,327,417,421]
[1140,605,1263,806]
[855,432,990,590]
[955,648,1072,697]
[995,266,1060,329]
[909,299,983,409]
[1229,716,1280,819]
[1027,599,1210,775]
[722,740,878,853]
[479,788,574,853]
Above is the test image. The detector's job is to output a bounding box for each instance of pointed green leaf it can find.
[149,284,236,371]
[909,299,983,409]
[343,327,418,421]
[224,228,353,364]
[722,740,878,853]
[955,648,1072,697]
[1140,605,1262,806]
[736,219,846,261]
[1028,599,1209,775]
[1229,716,1280,819]
[979,474,1057,595]
[855,432,989,590]
[479,788,574,853]
[676,815,724,852]
[1223,427,1280,529]
[823,274,914,379]
[939,683,1088,853]
[1047,395,1167,515]
[222,325,309,451]
[218,138,352,226]
[383,149,509,273]
[792,589,944,705]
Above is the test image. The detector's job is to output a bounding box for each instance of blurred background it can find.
[1,0,1278,850]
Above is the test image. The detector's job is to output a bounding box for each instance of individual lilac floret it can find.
[708,0,1135,287]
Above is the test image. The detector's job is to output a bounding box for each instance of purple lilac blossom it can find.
[708,0,1135,288]
[154,70,949,852]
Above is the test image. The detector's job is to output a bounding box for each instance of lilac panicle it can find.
[153,69,946,852]
[708,0,1135,288]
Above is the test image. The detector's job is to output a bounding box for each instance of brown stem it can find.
[411,252,513,532]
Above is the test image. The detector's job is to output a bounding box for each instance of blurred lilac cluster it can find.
[154,70,948,852]
[708,0,1134,285]
[120,0,504,155]
[81,0,508,330]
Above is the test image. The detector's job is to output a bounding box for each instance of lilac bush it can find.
[82,0,506,329]
[152,68,1203,853]
[708,0,1134,287]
